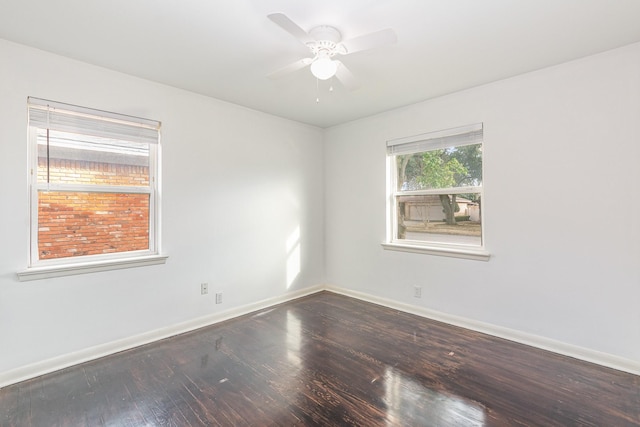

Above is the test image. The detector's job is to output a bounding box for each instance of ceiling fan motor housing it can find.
[306,25,346,56]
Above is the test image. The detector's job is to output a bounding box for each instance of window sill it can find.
[17,255,169,282]
[381,242,490,261]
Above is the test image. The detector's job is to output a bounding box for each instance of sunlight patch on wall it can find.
[286,226,301,288]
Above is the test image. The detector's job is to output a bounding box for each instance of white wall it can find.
[324,43,640,363]
[0,39,325,376]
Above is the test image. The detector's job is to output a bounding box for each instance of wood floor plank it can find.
[0,291,638,426]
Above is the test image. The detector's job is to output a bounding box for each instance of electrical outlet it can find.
[201,283,209,295]
[414,285,422,298]
[215,292,223,304]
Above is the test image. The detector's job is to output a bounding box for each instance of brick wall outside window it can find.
[37,158,150,260]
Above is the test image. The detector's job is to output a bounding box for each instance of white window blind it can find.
[28,97,160,145]
[387,123,483,155]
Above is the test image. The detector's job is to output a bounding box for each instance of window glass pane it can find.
[38,191,150,260]
[37,129,149,186]
[396,193,482,246]
[396,143,482,191]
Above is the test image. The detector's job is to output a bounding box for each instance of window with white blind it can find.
[383,123,489,261]
[20,97,166,280]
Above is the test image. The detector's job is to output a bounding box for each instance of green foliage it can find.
[400,155,422,179]
[418,150,467,189]
[451,144,483,186]
[397,144,482,191]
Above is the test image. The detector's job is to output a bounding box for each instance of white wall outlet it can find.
[201,283,209,295]
[215,292,223,304]
[414,285,422,298]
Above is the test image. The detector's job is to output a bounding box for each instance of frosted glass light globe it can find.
[310,57,338,80]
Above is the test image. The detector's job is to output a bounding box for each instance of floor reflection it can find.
[286,309,302,367]
[383,367,486,426]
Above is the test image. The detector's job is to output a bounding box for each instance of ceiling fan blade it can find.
[334,60,360,91]
[340,28,397,55]
[267,57,313,79]
[267,13,314,45]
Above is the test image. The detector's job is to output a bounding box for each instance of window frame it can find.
[383,124,490,261]
[19,98,166,280]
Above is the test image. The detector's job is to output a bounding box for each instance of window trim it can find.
[381,242,490,261]
[17,255,168,281]
[24,98,165,277]
[384,123,489,261]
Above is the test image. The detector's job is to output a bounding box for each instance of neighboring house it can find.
[398,195,480,223]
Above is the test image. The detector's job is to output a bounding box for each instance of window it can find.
[21,97,165,279]
[384,123,488,260]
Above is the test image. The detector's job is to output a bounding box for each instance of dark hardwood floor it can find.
[1,291,638,426]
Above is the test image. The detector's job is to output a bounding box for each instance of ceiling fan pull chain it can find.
[316,77,320,103]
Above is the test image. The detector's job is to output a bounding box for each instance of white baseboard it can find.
[2,283,637,388]
[325,285,640,376]
[0,285,323,388]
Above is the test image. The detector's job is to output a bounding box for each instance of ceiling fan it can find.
[267,13,397,91]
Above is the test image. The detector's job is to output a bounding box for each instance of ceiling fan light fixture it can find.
[268,13,397,91]
[310,56,337,80]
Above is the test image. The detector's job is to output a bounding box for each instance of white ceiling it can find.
[2,0,640,128]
